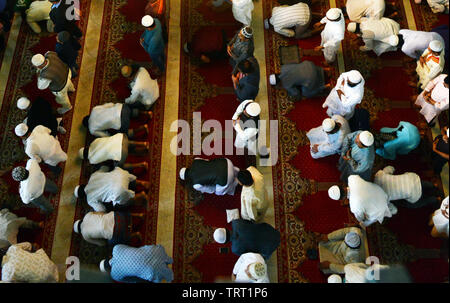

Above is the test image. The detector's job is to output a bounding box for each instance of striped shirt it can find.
[269,3,311,38]
[374,166,422,203]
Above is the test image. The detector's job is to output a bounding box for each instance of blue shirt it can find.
[110,244,174,283]
[235,57,260,102]
[341,131,375,175]
[0,0,6,13]
[141,19,164,57]
[376,121,420,160]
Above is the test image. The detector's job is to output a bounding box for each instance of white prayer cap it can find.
[347,70,363,84]
[359,131,374,147]
[328,274,343,283]
[326,8,341,21]
[344,232,361,248]
[245,102,261,117]
[142,15,154,27]
[78,147,85,159]
[17,97,31,110]
[388,35,399,47]
[347,22,357,33]
[213,228,227,244]
[31,54,45,67]
[269,74,277,86]
[73,220,81,233]
[429,40,443,52]
[264,19,270,30]
[14,123,28,137]
[447,128,449,137]
[322,118,336,132]
[328,185,341,201]
[99,259,108,273]
[179,168,186,180]
[241,26,253,39]
[74,185,80,198]
[248,262,266,280]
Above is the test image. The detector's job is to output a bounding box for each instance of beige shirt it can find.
[88,133,124,165]
[80,212,115,246]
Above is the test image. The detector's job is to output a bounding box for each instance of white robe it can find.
[125,67,159,109]
[24,125,68,167]
[415,74,449,123]
[399,29,445,59]
[233,100,259,154]
[426,0,449,14]
[322,71,365,120]
[306,115,351,159]
[240,166,268,222]
[320,10,345,63]
[232,0,254,26]
[359,17,400,56]
[432,196,449,236]
[416,48,445,90]
[346,0,385,22]
[348,175,395,227]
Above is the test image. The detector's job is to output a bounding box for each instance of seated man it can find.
[410,40,445,90]
[347,17,400,56]
[415,0,449,14]
[430,196,449,238]
[12,160,57,214]
[374,121,421,160]
[213,219,281,260]
[323,70,365,120]
[269,61,331,100]
[306,116,351,159]
[179,158,240,196]
[0,209,43,247]
[232,57,260,102]
[227,26,254,73]
[100,244,173,283]
[1,242,59,282]
[232,253,269,283]
[15,124,67,174]
[328,175,397,227]
[17,96,66,137]
[73,211,144,246]
[184,27,228,64]
[74,166,150,212]
[25,0,53,34]
[82,102,152,138]
[121,65,160,110]
[238,167,268,223]
[264,1,320,39]
[414,74,448,126]
[431,126,449,174]
[374,166,443,208]
[397,29,445,59]
[78,133,149,171]
[338,130,375,182]
[232,100,261,155]
[314,8,345,64]
[318,227,366,274]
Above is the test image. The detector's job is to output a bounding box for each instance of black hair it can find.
[397,34,405,49]
[82,116,90,128]
[238,170,254,186]
[77,185,87,200]
[338,186,346,200]
[237,59,254,74]
[445,75,449,85]
[225,229,231,243]
[103,259,112,272]
[83,145,90,160]
[347,79,361,88]
[354,23,361,34]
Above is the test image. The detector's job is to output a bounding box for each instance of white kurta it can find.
[432,196,449,236]
[80,212,115,246]
[232,253,270,283]
[348,175,394,226]
[125,67,160,109]
[19,159,46,205]
[241,166,268,222]
[25,125,68,167]
[232,100,259,154]
[426,0,449,14]
[88,103,123,137]
[416,48,445,90]
[307,115,351,159]
[415,74,449,123]
[399,29,445,59]
[346,0,385,22]
[232,0,254,26]
[359,17,400,56]
[1,242,59,283]
[88,133,124,165]
[85,166,137,212]
[323,71,365,119]
[320,10,345,63]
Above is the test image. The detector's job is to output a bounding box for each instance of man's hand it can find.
[319,261,331,271]
[314,45,324,52]
[320,234,329,242]
[311,144,319,154]
[227,45,233,56]
[442,208,449,218]
[433,139,439,151]
[337,89,345,101]
[140,37,144,47]
[419,56,426,67]
[343,148,352,161]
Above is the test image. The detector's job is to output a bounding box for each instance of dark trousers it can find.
[29,178,58,214]
[393,180,442,209]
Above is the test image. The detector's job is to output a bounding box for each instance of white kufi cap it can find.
[78,148,85,159]
[344,232,361,248]
[245,102,261,117]
[429,40,443,52]
[142,15,154,27]
[17,97,31,110]
[322,118,336,132]
[326,8,341,21]
[248,262,266,280]
[179,168,186,180]
[359,131,374,147]
[15,123,28,137]
[328,185,341,201]
[31,54,45,67]
[348,70,363,84]
[328,274,343,283]
[347,22,357,33]
[269,74,277,86]
[213,228,227,244]
[73,220,81,233]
